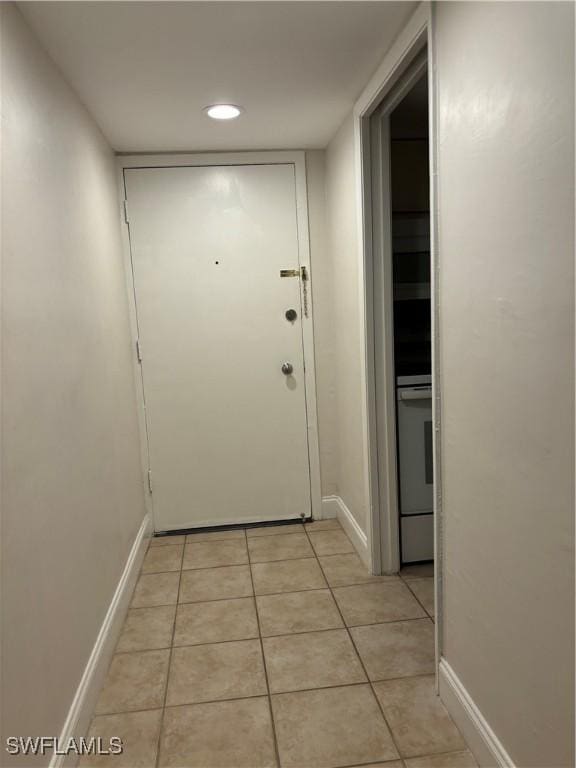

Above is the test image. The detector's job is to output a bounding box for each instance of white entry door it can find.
[125,163,313,532]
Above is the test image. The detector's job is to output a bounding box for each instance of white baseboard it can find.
[439,658,515,768]
[322,495,369,567]
[320,495,340,519]
[50,513,152,768]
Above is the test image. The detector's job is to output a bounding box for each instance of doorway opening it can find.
[367,49,434,572]
[389,73,432,564]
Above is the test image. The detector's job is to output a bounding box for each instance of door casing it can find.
[352,3,443,676]
[368,49,429,571]
[117,151,322,530]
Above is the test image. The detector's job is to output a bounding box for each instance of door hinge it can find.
[123,199,130,224]
[136,339,142,363]
[147,469,153,494]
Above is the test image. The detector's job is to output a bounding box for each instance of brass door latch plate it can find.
[280,267,309,279]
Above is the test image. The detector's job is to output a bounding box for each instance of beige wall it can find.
[0,5,146,761]
[435,3,574,766]
[324,116,369,530]
[305,150,338,497]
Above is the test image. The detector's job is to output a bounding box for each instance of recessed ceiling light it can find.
[204,104,243,120]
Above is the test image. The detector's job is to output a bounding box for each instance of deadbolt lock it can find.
[285,308,298,322]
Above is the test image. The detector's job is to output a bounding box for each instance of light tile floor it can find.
[82,519,476,768]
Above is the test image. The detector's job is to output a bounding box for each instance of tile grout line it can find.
[399,747,477,763]
[185,554,316,571]
[246,529,282,768]
[143,552,415,576]
[261,613,430,635]
[336,760,405,768]
[95,674,443,718]
[142,558,312,576]
[93,675,435,719]
[153,540,184,768]
[111,623,433,659]
[401,578,434,620]
[398,574,434,583]
[304,525,407,765]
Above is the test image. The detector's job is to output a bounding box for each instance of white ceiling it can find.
[19,1,416,152]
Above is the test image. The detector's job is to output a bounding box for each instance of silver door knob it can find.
[281,362,294,375]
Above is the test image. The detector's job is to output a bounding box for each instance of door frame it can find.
[367,49,429,574]
[116,151,323,530]
[353,4,444,666]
